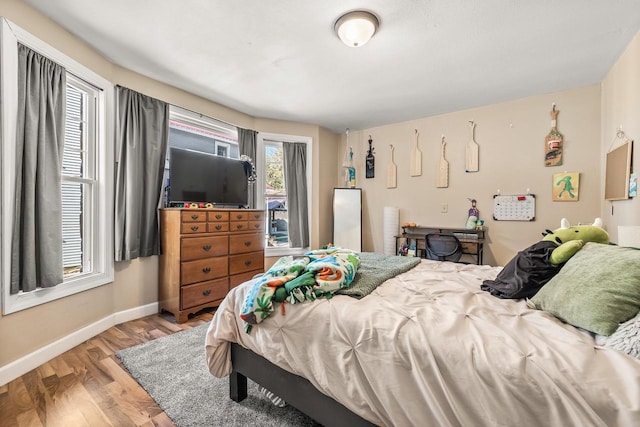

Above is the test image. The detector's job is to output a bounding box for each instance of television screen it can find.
[169,147,249,207]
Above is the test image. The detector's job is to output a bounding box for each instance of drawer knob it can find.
[244,241,251,247]
[191,214,199,220]
[202,267,211,273]
[244,260,252,266]
[191,225,199,231]
[215,225,222,230]
[237,214,242,219]
[236,224,244,230]
[215,214,222,219]
[202,244,211,251]
[253,224,260,229]
[203,289,212,296]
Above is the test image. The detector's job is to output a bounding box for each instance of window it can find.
[163,106,238,206]
[61,76,99,278]
[168,106,237,157]
[257,132,312,256]
[264,142,288,248]
[1,19,114,314]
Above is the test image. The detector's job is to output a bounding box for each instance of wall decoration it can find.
[410,129,422,176]
[605,134,633,200]
[552,172,580,201]
[544,104,564,166]
[386,145,397,188]
[366,135,375,178]
[436,136,449,188]
[465,121,479,172]
[629,172,637,198]
[493,194,536,221]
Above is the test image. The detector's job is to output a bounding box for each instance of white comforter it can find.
[205,260,640,427]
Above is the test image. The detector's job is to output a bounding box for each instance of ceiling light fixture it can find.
[334,10,379,48]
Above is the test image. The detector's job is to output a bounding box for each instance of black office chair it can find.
[425,233,462,262]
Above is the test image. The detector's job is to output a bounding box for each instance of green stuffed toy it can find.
[482,217,609,299]
[542,218,610,266]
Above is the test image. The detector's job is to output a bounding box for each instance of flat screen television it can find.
[169,147,249,207]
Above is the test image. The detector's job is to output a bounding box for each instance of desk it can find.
[395,226,486,265]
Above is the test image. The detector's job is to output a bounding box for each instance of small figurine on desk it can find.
[466,198,479,229]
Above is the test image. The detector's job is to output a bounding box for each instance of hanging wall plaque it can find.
[366,135,375,178]
[436,136,449,188]
[544,105,563,167]
[410,129,422,176]
[387,145,397,188]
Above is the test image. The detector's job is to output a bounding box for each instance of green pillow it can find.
[531,242,640,336]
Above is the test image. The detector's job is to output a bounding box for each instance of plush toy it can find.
[542,218,610,266]
[481,218,609,299]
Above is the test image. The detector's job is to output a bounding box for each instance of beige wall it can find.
[341,85,602,266]
[0,0,338,370]
[600,30,640,240]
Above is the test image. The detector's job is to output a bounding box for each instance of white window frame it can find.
[0,19,114,314]
[215,141,231,158]
[256,132,312,257]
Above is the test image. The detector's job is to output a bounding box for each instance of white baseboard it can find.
[0,302,158,386]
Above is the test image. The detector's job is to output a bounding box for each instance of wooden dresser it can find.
[159,208,265,322]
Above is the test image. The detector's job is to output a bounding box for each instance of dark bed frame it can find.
[230,342,377,427]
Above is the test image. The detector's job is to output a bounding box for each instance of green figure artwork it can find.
[553,172,580,201]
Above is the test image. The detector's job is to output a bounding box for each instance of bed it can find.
[205,248,640,426]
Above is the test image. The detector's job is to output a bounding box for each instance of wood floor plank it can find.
[15,408,43,427]
[3,309,214,426]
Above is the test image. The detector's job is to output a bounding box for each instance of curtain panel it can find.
[282,142,309,248]
[11,44,66,294]
[237,127,257,209]
[114,86,169,261]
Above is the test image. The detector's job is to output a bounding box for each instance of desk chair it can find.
[425,233,462,262]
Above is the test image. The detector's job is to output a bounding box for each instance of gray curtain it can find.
[282,142,309,248]
[115,86,169,261]
[11,44,66,293]
[237,127,257,208]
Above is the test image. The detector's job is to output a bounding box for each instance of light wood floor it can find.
[0,309,215,427]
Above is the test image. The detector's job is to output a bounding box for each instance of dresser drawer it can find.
[208,211,229,222]
[229,233,265,255]
[181,222,207,234]
[230,270,263,288]
[181,257,228,285]
[249,220,264,231]
[230,211,249,221]
[207,222,229,233]
[181,278,228,309]
[181,235,228,261]
[247,211,265,221]
[181,211,207,222]
[229,221,249,232]
[229,252,264,275]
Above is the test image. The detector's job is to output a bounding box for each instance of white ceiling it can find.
[25,0,640,133]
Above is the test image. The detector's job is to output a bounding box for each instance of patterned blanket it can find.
[240,247,360,332]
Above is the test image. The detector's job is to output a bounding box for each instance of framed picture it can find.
[553,172,580,201]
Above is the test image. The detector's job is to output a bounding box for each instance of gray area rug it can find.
[116,323,315,427]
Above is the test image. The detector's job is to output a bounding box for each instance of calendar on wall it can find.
[493,194,536,221]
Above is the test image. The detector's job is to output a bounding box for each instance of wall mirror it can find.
[605,140,633,200]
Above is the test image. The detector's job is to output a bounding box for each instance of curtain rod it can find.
[115,85,254,132]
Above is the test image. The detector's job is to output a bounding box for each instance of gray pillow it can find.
[598,311,640,359]
[531,242,640,336]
